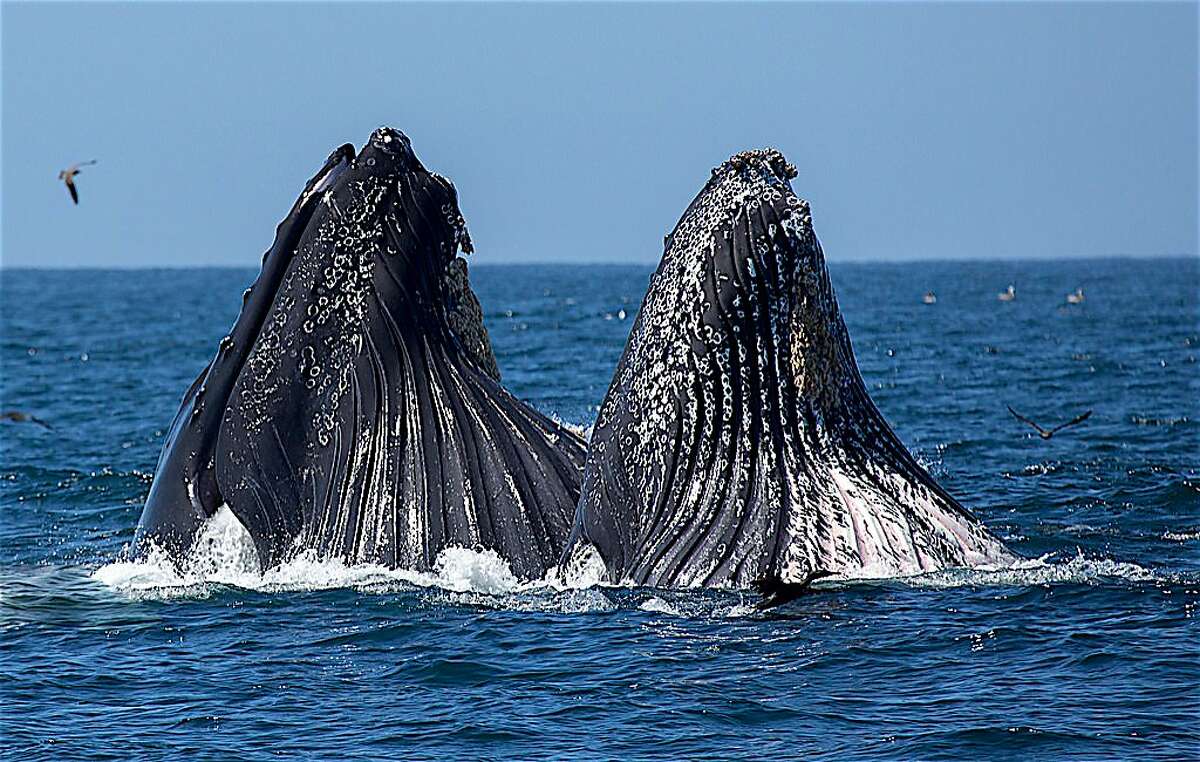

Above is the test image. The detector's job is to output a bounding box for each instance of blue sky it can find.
[2,2,1196,267]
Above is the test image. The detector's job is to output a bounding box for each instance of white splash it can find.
[92,508,1169,611]
[545,542,609,590]
[639,596,679,615]
[93,506,530,599]
[551,415,593,442]
[1163,530,1200,542]
[818,552,1161,590]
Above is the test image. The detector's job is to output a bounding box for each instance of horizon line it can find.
[0,252,1196,272]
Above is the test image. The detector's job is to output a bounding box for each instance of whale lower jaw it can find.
[574,394,1016,589]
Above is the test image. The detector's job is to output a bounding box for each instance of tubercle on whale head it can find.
[228,128,481,425]
[273,127,476,340]
[713,148,797,183]
[689,147,850,408]
[361,127,420,172]
[351,127,473,261]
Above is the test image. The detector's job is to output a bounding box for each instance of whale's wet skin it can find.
[135,129,585,580]
[566,151,1014,587]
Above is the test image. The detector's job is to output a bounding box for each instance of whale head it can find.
[136,128,582,576]
[567,148,1015,588]
[134,128,479,561]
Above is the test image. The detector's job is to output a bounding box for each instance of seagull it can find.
[923,291,937,304]
[0,410,52,429]
[1007,406,1092,440]
[1066,288,1085,304]
[998,285,1016,302]
[58,160,97,204]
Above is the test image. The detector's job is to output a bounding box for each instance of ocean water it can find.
[1,258,1197,761]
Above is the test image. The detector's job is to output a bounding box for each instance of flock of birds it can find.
[922,285,1085,306]
[920,283,1094,439]
[918,283,1094,439]
[23,160,1093,443]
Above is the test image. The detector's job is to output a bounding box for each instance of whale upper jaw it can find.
[566,148,1016,589]
[133,142,357,559]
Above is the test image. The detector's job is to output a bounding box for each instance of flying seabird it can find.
[1066,289,1085,304]
[58,160,97,205]
[1007,406,1092,440]
[923,291,937,304]
[998,285,1016,302]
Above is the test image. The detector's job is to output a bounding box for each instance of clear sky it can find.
[2,1,1196,267]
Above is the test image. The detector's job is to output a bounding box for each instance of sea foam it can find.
[92,507,1168,607]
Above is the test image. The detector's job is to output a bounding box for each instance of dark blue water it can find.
[2,259,1197,760]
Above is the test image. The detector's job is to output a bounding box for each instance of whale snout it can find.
[363,127,418,168]
[719,148,797,183]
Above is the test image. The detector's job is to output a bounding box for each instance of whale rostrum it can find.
[563,149,1016,587]
[135,128,586,579]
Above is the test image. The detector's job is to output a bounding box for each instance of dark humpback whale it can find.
[135,128,586,580]
[564,149,1015,588]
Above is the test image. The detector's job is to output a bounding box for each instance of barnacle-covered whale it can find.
[564,149,1015,588]
[135,128,586,579]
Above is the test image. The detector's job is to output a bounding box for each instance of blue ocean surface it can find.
[1,259,1197,760]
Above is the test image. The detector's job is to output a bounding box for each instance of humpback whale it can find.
[564,149,1015,588]
[135,128,586,580]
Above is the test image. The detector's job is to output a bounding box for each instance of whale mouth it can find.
[300,150,352,206]
[136,128,585,579]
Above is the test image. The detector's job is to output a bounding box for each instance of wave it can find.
[816,552,1162,590]
[90,506,607,604]
[1162,530,1200,542]
[90,508,1176,610]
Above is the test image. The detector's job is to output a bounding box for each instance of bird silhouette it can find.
[998,285,1016,302]
[1007,406,1092,439]
[1066,288,1085,304]
[58,160,97,204]
[752,570,835,609]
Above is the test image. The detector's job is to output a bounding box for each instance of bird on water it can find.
[0,411,52,429]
